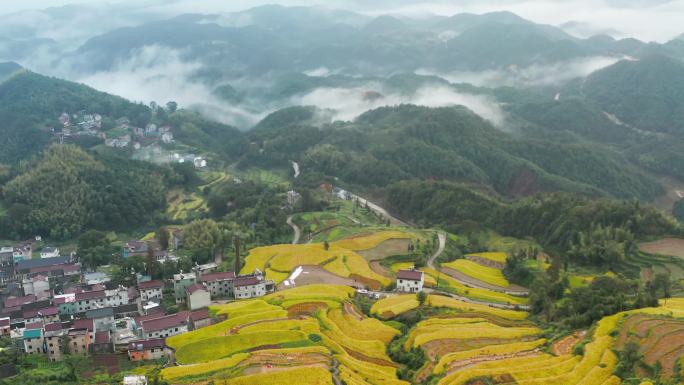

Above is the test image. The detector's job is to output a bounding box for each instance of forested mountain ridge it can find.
[583,55,684,135]
[243,105,662,201]
[0,144,178,240]
[65,7,684,79]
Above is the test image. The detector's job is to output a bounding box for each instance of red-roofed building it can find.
[186,284,210,310]
[91,330,113,354]
[23,306,60,324]
[71,319,95,340]
[44,322,66,332]
[233,276,267,299]
[72,287,129,313]
[4,295,37,309]
[134,312,166,327]
[138,280,163,302]
[140,311,190,339]
[190,308,212,329]
[127,338,171,361]
[396,269,424,293]
[200,271,236,298]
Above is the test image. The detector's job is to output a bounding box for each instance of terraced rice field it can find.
[371,294,527,321]
[467,252,508,264]
[422,268,527,305]
[163,284,406,385]
[442,259,510,288]
[427,298,684,385]
[241,233,410,288]
[160,280,684,385]
[615,314,684,378]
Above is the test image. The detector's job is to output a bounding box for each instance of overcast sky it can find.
[1,0,682,42]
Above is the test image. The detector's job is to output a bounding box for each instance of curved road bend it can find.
[347,193,409,227]
[286,215,301,244]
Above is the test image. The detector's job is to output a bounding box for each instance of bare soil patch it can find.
[369,260,392,278]
[551,331,586,356]
[344,347,398,367]
[285,265,361,289]
[343,302,364,321]
[357,239,412,260]
[466,255,504,270]
[349,273,381,291]
[287,302,330,318]
[640,238,684,258]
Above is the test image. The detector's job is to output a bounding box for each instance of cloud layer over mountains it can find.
[1,0,682,129]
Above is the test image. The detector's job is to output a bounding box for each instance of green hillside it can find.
[243,104,662,200]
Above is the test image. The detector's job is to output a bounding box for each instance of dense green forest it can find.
[385,180,680,269]
[241,105,662,201]
[583,55,684,135]
[0,145,177,239]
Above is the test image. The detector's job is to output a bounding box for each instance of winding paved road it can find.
[286,215,301,244]
[428,232,447,269]
[347,193,409,227]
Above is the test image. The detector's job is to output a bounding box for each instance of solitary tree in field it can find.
[417,291,427,306]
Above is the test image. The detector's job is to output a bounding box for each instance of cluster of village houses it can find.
[56,111,208,168]
[0,238,275,365]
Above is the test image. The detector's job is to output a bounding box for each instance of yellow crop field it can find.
[443,259,510,287]
[467,252,508,263]
[371,295,420,319]
[329,308,399,344]
[337,353,409,385]
[266,268,291,284]
[210,299,281,317]
[242,244,390,286]
[168,309,288,349]
[236,318,319,335]
[391,262,414,272]
[175,330,308,364]
[265,284,354,304]
[251,346,330,356]
[161,353,249,381]
[601,377,621,385]
[333,231,414,251]
[405,318,491,348]
[438,354,566,385]
[226,366,333,385]
[427,295,528,320]
[411,323,540,347]
[434,339,547,374]
[423,268,526,305]
[281,299,343,309]
[318,309,392,361]
[339,365,373,385]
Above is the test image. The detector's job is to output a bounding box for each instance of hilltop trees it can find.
[77,230,119,269]
[182,219,223,263]
[1,144,169,239]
